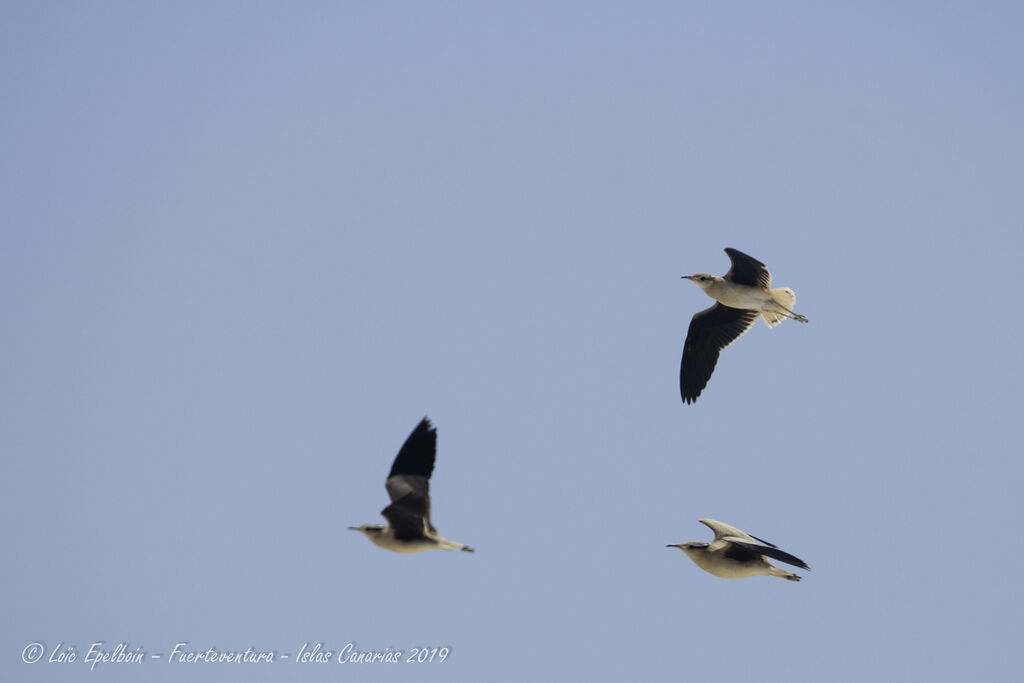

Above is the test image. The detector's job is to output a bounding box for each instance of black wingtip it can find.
[413,416,436,440]
[750,534,779,549]
[388,417,438,479]
[723,247,766,265]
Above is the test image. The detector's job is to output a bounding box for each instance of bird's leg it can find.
[772,304,808,323]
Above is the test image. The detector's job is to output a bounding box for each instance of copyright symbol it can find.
[22,642,45,663]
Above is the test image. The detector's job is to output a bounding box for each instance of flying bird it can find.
[679,247,808,404]
[667,519,809,581]
[350,417,474,553]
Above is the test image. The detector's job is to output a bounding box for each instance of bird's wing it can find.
[724,538,810,570]
[700,518,758,542]
[699,519,758,555]
[680,305,759,403]
[720,541,764,563]
[724,248,772,289]
[386,473,432,517]
[384,417,437,526]
[700,519,810,569]
[388,417,437,483]
[381,493,431,541]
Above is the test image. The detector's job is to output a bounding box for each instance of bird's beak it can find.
[347,526,359,531]
[666,543,680,548]
[680,275,692,281]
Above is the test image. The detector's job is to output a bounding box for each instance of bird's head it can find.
[666,541,709,558]
[349,524,384,540]
[681,273,717,292]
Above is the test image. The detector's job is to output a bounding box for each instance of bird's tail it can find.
[761,287,806,327]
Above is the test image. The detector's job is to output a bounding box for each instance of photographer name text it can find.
[21,641,449,670]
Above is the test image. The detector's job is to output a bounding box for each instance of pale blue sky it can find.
[3,3,1022,681]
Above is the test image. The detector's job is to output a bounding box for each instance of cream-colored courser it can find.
[350,418,473,554]
[668,519,809,581]
[680,248,808,404]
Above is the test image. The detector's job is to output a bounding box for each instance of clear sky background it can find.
[3,3,1022,681]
